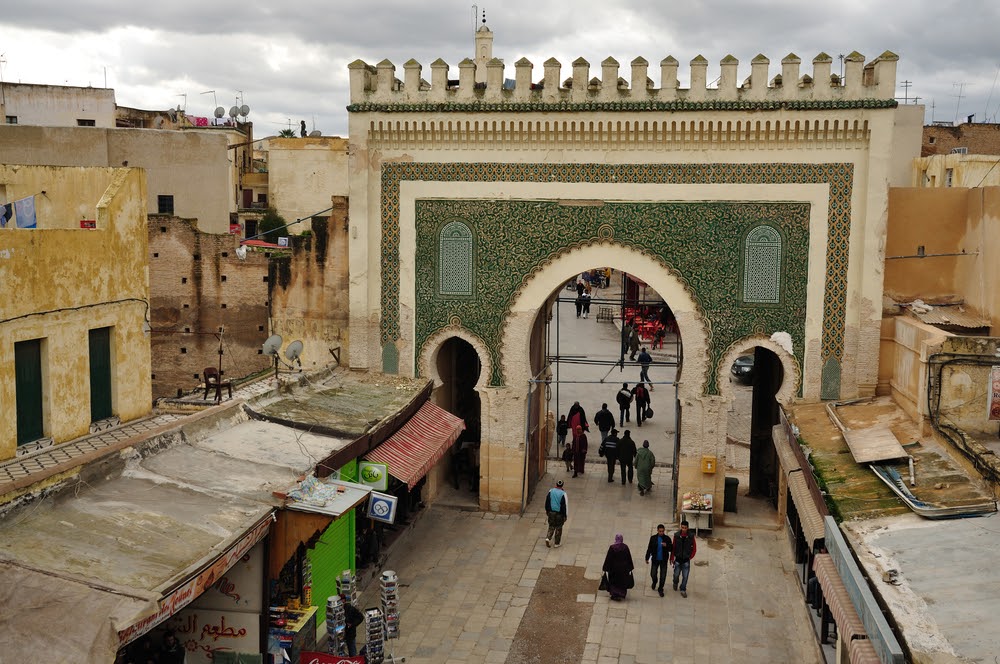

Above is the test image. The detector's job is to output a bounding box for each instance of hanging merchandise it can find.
[302,557,313,607]
[380,570,400,640]
[364,607,385,664]
[326,594,347,655]
[336,569,358,605]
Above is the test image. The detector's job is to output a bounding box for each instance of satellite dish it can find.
[235,245,247,260]
[214,106,226,118]
[285,340,304,366]
[240,104,250,117]
[229,106,239,118]
[308,130,321,137]
[262,334,283,356]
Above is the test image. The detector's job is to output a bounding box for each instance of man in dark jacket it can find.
[599,429,619,482]
[670,520,698,598]
[616,383,633,427]
[594,403,615,444]
[344,598,365,656]
[616,430,637,485]
[633,382,651,427]
[544,480,568,547]
[645,524,673,597]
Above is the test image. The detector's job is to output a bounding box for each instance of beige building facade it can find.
[346,32,923,513]
[0,165,152,460]
[0,124,239,234]
[266,136,349,230]
[0,82,116,128]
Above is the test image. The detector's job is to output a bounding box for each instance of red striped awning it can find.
[364,401,465,489]
[813,553,866,642]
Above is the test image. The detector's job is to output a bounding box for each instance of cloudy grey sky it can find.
[1,1,998,137]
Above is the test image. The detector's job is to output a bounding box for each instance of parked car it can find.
[730,355,754,384]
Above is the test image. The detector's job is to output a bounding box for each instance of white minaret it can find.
[474,10,493,84]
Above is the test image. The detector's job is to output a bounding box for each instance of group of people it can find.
[615,381,653,428]
[544,480,699,602]
[602,521,697,601]
[556,400,657,495]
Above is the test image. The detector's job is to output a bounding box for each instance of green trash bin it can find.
[724,476,739,513]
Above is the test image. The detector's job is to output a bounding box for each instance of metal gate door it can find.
[89,327,113,421]
[15,339,44,445]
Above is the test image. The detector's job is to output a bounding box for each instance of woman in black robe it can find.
[571,425,588,477]
[602,533,635,600]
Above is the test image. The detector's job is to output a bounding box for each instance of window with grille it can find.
[157,195,174,214]
[742,225,782,305]
[439,221,474,297]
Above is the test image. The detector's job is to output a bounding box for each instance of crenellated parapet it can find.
[347,51,899,112]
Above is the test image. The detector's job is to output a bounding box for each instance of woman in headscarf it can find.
[635,439,656,496]
[572,425,588,477]
[567,401,589,434]
[602,534,635,601]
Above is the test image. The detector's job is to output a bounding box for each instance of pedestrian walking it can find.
[594,403,615,443]
[638,347,652,384]
[633,382,651,427]
[562,439,574,472]
[556,414,569,450]
[602,534,635,601]
[575,292,584,318]
[636,440,655,495]
[582,291,591,318]
[645,524,673,597]
[617,430,637,485]
[544,480,568,548]
[627,324,640,361]
[616,382,633,427]
[671,520,698,598]
[343,597,365,656]
[599,429,619,482]
[567,401,589,434]
[621,322,634,358]
[571,425,588,477]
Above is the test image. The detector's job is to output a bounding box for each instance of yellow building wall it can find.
[0,166,151,460]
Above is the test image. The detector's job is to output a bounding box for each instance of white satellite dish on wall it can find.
[285,340,304,369]
[262,334,283,357]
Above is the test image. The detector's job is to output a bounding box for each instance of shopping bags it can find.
[599,573,609,591]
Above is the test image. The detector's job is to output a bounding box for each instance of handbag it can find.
[626,571,635,589]
[645,407,654,419]
[599,572,609,591]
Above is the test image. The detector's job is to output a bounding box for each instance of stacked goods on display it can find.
[365,607,385,664]
[325,594,347,655]
[302,557,313,607]
[381,570,400,639]
[336,569,357,605]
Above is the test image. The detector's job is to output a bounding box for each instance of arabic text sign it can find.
[116,514,272,646]
[359,461,389,491]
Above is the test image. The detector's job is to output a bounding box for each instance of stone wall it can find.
[268,197,350,372]
[148,216,271,400]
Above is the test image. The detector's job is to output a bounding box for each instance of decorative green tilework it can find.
[414,200,810,392]
[742,225,782,305]
[380,162,853,393]
[438,220,475,297]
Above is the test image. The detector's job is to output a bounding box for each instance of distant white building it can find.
[1,82,117,128]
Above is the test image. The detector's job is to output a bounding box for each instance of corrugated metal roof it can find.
[907,305,990,329]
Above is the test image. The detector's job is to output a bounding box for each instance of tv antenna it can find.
[952,82,966,124]
[201,89,217,111]
[175,93,187,111]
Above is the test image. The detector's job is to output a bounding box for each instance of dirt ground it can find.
[504,564,594,664]
[787,397,995,520]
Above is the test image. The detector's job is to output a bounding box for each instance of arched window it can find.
[742,225,782,304]
[439,220,474,297]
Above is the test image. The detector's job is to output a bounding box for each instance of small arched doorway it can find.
[436,337,482,495]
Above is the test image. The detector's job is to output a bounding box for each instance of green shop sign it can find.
[359,461,389,491]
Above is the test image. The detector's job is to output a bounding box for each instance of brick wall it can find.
[922,123,1000,157]
[149,216,271,399]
